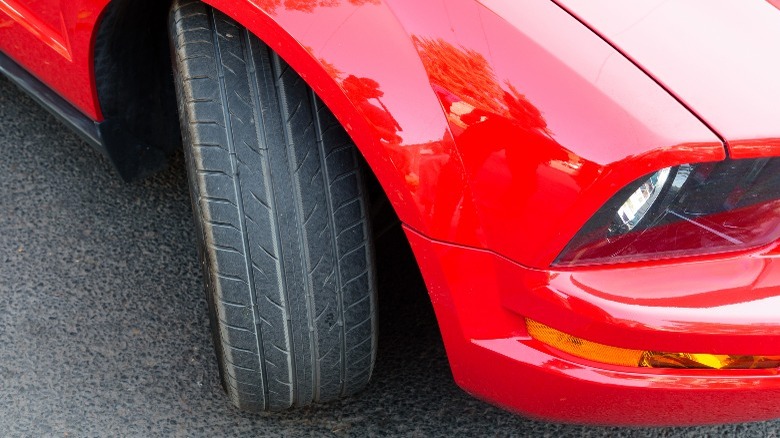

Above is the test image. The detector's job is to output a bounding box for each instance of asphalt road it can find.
[1,75,778,437]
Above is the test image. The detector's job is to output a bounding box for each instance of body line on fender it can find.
[549,0,729,157]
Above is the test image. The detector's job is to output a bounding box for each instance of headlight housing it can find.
[555,158,780,266]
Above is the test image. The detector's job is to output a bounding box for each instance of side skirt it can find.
[0,51,171,182]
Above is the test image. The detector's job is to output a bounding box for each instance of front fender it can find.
[201,0,725,268]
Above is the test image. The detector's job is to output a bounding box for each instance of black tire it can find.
[169,0,377,411]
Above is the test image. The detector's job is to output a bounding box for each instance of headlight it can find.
[556,158,780,266]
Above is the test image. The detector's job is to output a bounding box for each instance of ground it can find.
[0,75,776,437]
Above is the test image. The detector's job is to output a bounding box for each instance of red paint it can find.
[0,0,107,118]
[4,0,780,425]
[0,0,72,60]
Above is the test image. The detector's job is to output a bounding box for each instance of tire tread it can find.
[169,0,376,411]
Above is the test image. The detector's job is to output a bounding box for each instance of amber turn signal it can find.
[526,319,780,370]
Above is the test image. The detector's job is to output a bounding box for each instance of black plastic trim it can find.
[0,50,104,152]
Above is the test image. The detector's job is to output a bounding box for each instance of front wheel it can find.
[169,0,377,411]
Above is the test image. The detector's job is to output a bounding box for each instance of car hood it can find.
[555,0,780,158]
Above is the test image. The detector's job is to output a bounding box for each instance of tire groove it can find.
[210,8,267,410]
[245,31,288,407]
[311,90,347,397]
[271,51,318,404]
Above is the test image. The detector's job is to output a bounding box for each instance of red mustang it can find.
[2,0,780,426]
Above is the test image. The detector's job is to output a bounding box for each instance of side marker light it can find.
[526,319,780,369]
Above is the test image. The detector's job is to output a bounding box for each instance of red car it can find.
[2,0,780,426]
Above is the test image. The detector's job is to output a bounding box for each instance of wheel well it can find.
[93,0,180,181]
[93,0,402,239]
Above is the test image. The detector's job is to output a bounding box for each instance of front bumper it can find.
[404,226,780,425]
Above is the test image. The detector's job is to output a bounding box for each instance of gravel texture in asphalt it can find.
[1,75,779,437]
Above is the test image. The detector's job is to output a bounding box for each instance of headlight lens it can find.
[556,158,780,266]
[613,166,672,234]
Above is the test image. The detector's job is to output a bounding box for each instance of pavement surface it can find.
[1,75,779,437]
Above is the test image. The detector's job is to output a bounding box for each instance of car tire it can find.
[169,0,377,412]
